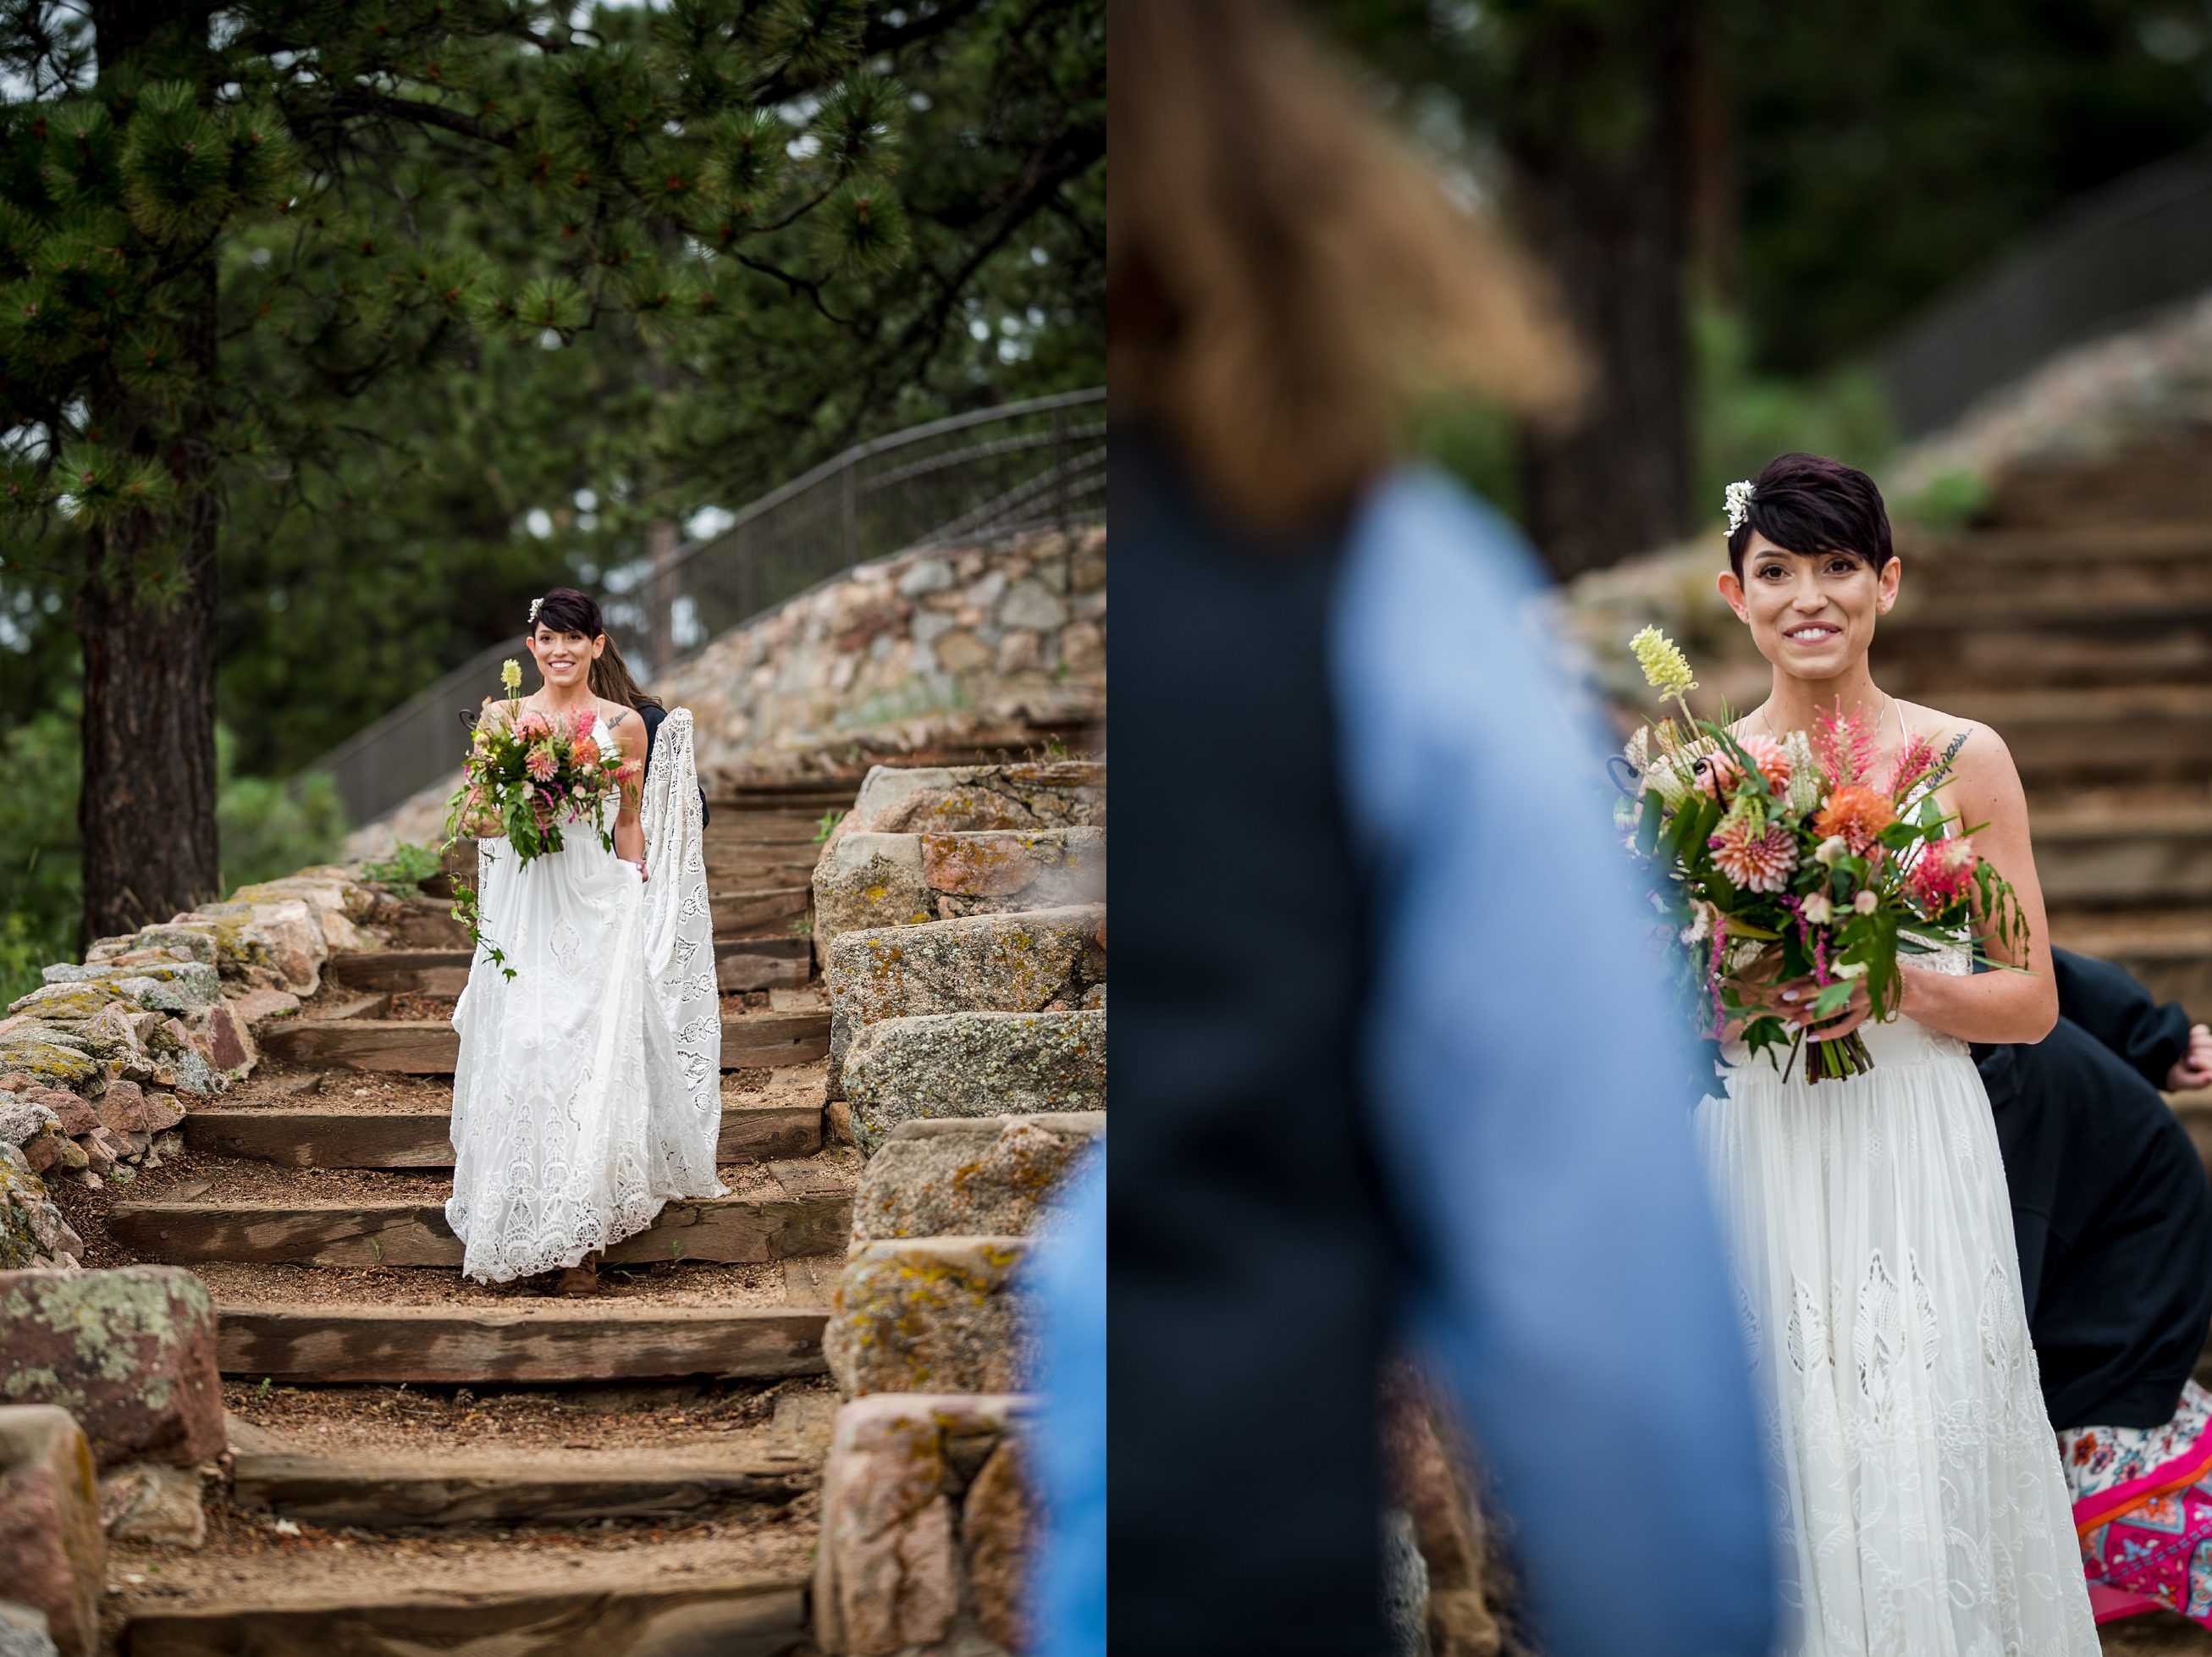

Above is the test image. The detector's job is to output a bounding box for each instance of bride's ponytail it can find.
[591,636,665,712]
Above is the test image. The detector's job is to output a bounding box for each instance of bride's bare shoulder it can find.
[1901,699,2017,786]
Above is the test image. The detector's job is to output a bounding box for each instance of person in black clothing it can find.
[591,637,708,831]
[1983,950,2212,1434]
[1986,949,2212,1625]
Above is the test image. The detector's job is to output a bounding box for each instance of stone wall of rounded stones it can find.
[360,525,1106,854]
[0,867,394,1271]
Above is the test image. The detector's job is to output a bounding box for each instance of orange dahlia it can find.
[1813,784,1896,854]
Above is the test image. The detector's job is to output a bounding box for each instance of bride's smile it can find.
[1724,531,1900,680]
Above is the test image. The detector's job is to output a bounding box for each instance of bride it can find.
[1696,454,2097,1652]
[446,587,724,1295]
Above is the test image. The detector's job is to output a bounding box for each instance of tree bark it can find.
[75,0,226,947]
[1503,6,1696,582]
[76,463,223,947]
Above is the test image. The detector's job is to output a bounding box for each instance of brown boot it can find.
[558,1251,601,1296]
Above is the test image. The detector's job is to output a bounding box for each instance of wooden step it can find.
[326,936,812,997]
[1877,625,2212,692]
[1906,522,2212,566]
[1884,592,2212,632]
[2031,806,2212,906]
[1937,685,2212,781]
[709,886,809,936]
[215,1303,829,1384]
[123,1574,808,1657]
[182,1102,820,1168]
[2048,908,2212,1014]
[228,1439,810,1530]
[257,1008,830,1074]
[112,1190,851,1268]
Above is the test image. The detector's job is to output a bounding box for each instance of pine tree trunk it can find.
[1503,7,1696,582]
[76,0,226,948]
[76,485,223,946]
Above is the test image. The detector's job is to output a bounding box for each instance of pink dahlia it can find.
[1741,732,1791,793]
[1694,750,1743,801]
[1709,818,1797,892]
[516,710,551,743]
[1906,837,1980,913]
[526,743,559,782]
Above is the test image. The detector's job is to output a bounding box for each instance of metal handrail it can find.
[307,387,1106,827]
[1875,138,2212,439]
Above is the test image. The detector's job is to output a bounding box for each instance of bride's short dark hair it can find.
[531,587,604,638]
[1726,453,1894,578]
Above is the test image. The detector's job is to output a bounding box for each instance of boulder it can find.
[97,1461,204,1547]
[852,1116,1104,1240]
[814,1393,1033,1657]
[813,832,932,947]
[27,1093,92,1140]
[920,827,1103,906]
[203,1004,249,1072]
[825,1236,1032,1398]
[825,906,1105,1098]
[91,1084,184,1138]
[845,1013,1106,1152]
[0,1602,58,1657]
[0,1407,102,1657]
[0,1032,97,1091]
[0,1268,223,1467]
[962,1436,1037,1653]
[0,1153,77,1272]
[0,1102,59,1152]
[835,762,1104,840]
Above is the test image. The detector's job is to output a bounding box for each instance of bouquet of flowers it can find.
[1617,627,2030,1082]
[440,658,634,978]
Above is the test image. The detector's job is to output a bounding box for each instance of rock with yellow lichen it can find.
[844,1013,1106,1153]
[824,1236,1034,1398]
[824,906,1105,1099]
[852,1114,1102,1240]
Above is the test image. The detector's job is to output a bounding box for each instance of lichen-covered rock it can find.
[825,1236,1033,1398]
[1,985,129,1027]
[825,906,1104,1098]
[845,1012,1106,1152]
[182,896,327,992]
[814,1392,1034,1657]
[853,1116,1104,1240]
[837,762,1104,838]
[920,826,1103,906]
[0,1406,102,1657]
[814,832,932,946]
[0,1102,59,1152]
[0,1031,97,1091]
[0,1152,77,1270]
[0,1268,223,1467]
[40,962,218,1016]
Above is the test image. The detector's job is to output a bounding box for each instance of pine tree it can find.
[0,0,1098,943]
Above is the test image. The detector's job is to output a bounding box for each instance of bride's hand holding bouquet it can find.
[441,657,637,977]
[1618,627,2031,1082]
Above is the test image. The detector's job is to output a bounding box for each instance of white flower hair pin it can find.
[527,595,543,624]
[1724,479,1756,537]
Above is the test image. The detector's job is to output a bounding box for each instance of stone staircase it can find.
[19,765,1108,1654]
[69,787,863,1653]
[807,763,1105,1657]
[1874,423,2212,1070]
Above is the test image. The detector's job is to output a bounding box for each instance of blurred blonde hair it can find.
[1109,0,1586,535]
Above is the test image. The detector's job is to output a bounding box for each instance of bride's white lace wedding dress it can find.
[446,706,725,1282]
[1696,931,2099,1654]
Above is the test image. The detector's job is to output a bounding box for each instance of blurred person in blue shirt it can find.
[1107,3,1779,1654]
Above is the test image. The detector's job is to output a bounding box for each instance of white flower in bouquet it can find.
[1800,892,1834,925]
[1814,835,1849,867]
[1854,889,1879,914]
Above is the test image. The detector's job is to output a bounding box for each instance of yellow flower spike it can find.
[1629,626,1699,703]
[500,658,522,694]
